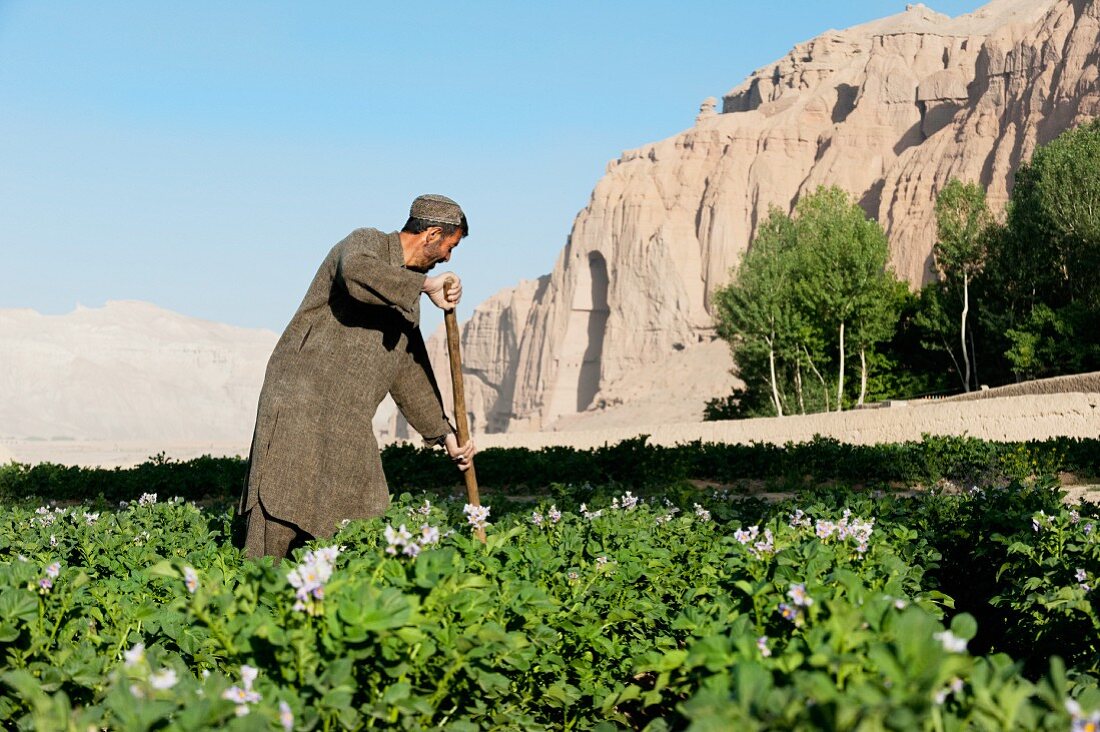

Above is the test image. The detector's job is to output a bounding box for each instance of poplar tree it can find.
[715,188,902,416]
[713,208,797,417]
[932,179,992,392]
[982,119,1100,381]
[792,186,896,411]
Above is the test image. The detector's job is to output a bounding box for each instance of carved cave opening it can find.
[548,251,610,420]
[576,252,609,412]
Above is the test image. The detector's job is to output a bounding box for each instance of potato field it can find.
[0,440,1099,730]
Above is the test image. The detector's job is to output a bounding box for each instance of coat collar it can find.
[385,230,406,268]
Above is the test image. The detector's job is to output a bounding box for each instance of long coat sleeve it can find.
[391,326,453,441]
[236,228,453,539]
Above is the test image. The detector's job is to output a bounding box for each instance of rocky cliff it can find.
[405,0,1100,438]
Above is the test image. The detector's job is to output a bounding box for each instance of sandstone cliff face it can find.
[405,0,1100,438]
[881,0,1100,276]
[425,277,548,434]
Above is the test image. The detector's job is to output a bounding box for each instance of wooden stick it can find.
[443,278,485,543]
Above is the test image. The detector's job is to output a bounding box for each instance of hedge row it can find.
[2,435,1097,505]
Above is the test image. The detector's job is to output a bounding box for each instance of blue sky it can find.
[0,0,988,335]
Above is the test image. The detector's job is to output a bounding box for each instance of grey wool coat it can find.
[236,228,453,539]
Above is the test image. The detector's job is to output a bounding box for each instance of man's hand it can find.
[444,432,475,472]
[423,273,461,310]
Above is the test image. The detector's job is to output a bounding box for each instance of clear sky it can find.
[0,0,989,336]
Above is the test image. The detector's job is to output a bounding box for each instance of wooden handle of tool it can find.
[443,278,485,543]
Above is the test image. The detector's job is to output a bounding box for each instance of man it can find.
[234,194,476,560]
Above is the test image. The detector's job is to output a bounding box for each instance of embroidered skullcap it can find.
[410,194,465,226]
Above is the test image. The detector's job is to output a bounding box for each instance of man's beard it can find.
[420,240,446,270]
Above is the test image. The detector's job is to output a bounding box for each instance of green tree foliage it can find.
[711,187,902,418]
[979,119,1100,381]
[932,179,993,392]
[792,187,900,410]
[1024,120,1100,285]
[921,124,1100,386]
[1004,303,1079,380]
[848,272,907,406]
[713,208,799,417]
[863,286,952,402]
[912,282,969,391]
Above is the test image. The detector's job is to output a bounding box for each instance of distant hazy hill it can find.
[0,301,278,443]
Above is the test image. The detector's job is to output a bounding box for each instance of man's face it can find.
[419,227,463,271]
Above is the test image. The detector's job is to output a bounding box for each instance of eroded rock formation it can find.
[402,0,1100,438]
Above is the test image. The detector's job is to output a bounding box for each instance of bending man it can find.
[235,194,475,560]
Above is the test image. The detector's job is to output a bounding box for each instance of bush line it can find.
[1,434,1097,504]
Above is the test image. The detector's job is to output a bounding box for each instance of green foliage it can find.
[866,288,954,401]
[1022,119,1100,278]
[931,179,993,392]
[4,436,1100,504]
[0,478,1098,729]
[702,390,752,421]
[912,282,970,391]
[977,120,1100,382]
[793,186,893,326]
[991,500,1100,677]
[713,187,904,416]
[923,123,1100,385]
[791,186,901,409]
[933,179,993,283]
[1003,303,1077,380]
[0,453,245,506]
[713,207,801,417]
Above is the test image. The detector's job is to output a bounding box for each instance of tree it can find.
[1003,303,1075,380]
[979,119,1100,381]
[850,276,905,405]
[792,186,897,411]
[873,286,954,401]
[913,282,967,388]
[713,208,799,417]
[932,179,993,392]
[714,188,908,417]
[1030,119,1100,293]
